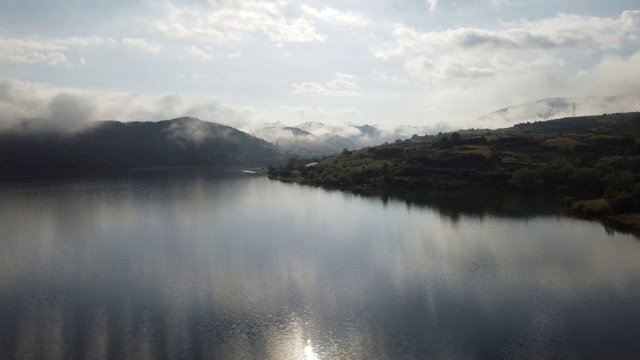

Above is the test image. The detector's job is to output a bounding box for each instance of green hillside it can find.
[270,112,640,218]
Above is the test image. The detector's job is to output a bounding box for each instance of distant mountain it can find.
[356,124,377,136]
[282,127,313,136]
[249,126,336,157]
[0,117,285,179]
[250,121,443,156]
[477,92,640,127]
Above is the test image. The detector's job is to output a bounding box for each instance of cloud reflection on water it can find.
[0,170,639,359]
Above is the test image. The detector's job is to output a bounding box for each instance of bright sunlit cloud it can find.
[1,0,639,130]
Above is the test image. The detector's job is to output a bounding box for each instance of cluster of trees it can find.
[509,158,640,214]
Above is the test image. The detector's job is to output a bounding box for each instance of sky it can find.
[1,0,639,131]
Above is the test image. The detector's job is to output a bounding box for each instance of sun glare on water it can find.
[304,341,320,360]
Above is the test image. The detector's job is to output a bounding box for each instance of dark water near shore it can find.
[1,169,639,359]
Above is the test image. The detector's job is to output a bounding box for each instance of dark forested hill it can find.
[0,117,286,179]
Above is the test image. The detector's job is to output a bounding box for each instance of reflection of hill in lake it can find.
[352,189,563,222]
[344,188,640,238]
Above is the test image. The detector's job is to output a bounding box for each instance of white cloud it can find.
[179,72,207,80]
[403,47,640,130]
[153,1,325,44]
[122,38,162,54]
[404,57,436,79]
[294,120,363,138]
[427,0,438,12]
[443,62,496,79]
[406,58,496,80]
[182,45,214,61]
[280,104,361,117]
[301,5,373,27]
[477,92,640,128]
[1,1,638,131]
[371,70,410,86]
[280,104,315,116]
[373,10,640,83]
[182,45,242,61]
[578,51,640,95]
[292,83,331,96]
[377,11,640,57]
[0,80,98,132]
[292,72,362,96]
[487,0,511,7]
[0,35,113,65]
[0,78,260,131]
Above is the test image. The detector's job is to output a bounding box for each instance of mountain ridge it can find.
[477,92,640,127]
[249,121,444,156]
[0,117,286,180]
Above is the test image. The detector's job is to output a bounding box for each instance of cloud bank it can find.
[477,92,640,128]
[1,1,639,132]
[292,72,362,96]
[372,10,640,82]
[0,79,255,132]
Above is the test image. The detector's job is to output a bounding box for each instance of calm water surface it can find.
[1,169,639,359]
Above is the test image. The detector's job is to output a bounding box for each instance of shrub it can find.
[607,193,640,213]
[563,197,575,207]
[508,168,544,191]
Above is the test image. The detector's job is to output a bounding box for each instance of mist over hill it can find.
[251,92,640,156]
[4,89,639,182]
[0,117,285,179]
[477,92,640,128]
[250,121,448,156]
[0,112,449,181]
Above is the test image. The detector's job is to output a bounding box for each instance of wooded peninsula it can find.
[269,112,640,228]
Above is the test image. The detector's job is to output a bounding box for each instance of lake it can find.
[1,169,639,359]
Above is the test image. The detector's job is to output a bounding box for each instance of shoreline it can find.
[607,214,640,231]
[271,175,640,234]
